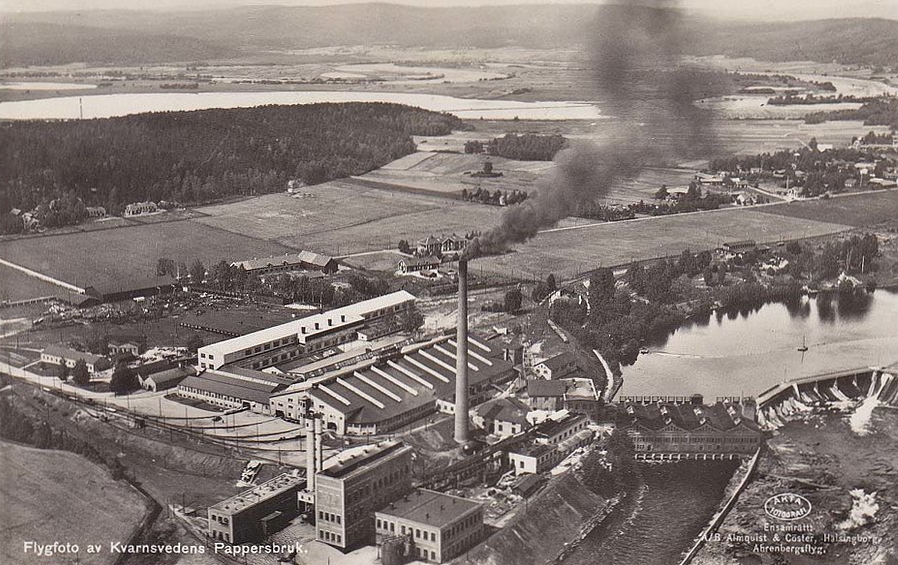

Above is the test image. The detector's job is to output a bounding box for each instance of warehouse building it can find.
[314,441,414,549]
[270,334,516,435]
[197,291,416,371]
[41,345,111,374]
[176,369,289,413]
[232,251,339,275]
[208,473,304,544]
[617,400,762,459]
[375,489,484,564]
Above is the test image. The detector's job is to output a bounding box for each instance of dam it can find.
[756,364,898,429]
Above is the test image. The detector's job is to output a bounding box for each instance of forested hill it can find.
[0,103,467,228]
[3,5,897,68]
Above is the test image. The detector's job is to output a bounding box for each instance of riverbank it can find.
[692,407,898,565]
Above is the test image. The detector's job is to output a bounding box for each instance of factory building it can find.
[41,345,111,374]
[375,489,484,564]
[197,291,416,371]
[314,441,414,549]
[176,368,290,413]
[617,400,762,459]
[208,473,304,544]
[270,334,516,435]
[232,251,339,275]
[507,411,593,476]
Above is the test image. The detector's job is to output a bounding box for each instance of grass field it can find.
[0,220,295,290]
[194,181,506,255]
[757,190,898,227]
[0,265,76,303]
[0,441,148,565]
[475,206,853,280]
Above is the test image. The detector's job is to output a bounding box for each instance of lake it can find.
[0,91,601,121]
[0,82,98,91]
[620,289,898,400]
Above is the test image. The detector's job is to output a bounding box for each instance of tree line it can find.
[463,133,567,161]
[0,103,467,232]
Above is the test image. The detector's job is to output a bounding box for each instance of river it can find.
[0,90,601,121]
[620,288,898,400]
[563,460,740,565]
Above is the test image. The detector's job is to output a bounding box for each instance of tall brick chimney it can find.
[454,259,470,444]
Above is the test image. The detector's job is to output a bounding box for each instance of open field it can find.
[0,264,76,303]
[360,151,551,196]
[0,441,148,565]
[194,181,510,255]
[0,220,295,291]
[475,206,853,280]
[756,189,898,227]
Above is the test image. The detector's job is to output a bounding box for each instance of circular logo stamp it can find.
[764,493,813,521]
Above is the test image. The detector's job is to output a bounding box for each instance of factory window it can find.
[318,510,323,520]
[390,522,395,532]
[430,532,436,542]
[377,519,382,529]
[336,515,341,525]
[416,529,421,539]
[401,525,406,535]
[431,551,436,560]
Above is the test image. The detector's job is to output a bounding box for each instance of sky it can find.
[0,0,896,20]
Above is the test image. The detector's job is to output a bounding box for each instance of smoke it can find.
[466,0,714,259]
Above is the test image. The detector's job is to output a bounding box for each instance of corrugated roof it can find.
[474,397,530,426]
[618,401,760,432]
[377,489,480,527]
[308,335,514,426]
[144,366,194,385]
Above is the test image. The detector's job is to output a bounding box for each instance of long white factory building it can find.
[197,291,416,371]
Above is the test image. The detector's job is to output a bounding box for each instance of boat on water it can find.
[797,336,808,352]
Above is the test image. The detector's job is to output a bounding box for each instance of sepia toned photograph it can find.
[0,1,896,564]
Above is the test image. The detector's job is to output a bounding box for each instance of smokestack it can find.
[315,416,323,478]
[305,414,316,491]
[454,259,470,445]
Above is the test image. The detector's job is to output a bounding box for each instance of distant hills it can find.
[2,4,897,68]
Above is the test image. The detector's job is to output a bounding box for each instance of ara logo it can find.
[764,493,812,521]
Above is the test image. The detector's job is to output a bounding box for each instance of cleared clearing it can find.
[0,441,148,565]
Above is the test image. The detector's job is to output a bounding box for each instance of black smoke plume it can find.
[465,0,713,260]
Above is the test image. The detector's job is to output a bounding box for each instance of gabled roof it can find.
[42,345,106,365]
[474,397,530,426]
[617,401,760,433]
[143,366,194,385]
[179,371,282,404]
[536,352,578,372]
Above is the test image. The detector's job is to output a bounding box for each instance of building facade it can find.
[314,441,414,549]
[208,474,303,544]
[375,489,484,564]
[41,345,110,374]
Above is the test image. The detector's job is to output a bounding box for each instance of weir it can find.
[756,365,898,429]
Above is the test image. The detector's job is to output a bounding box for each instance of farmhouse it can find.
[375,489,484,564]
[41,345,111,374]
[417,236,443,257]
[270,334,516,435]
[721,240,757,256]
[233,251,338,275]
[197,291,416,371]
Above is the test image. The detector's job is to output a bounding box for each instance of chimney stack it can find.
[454,259,470,444]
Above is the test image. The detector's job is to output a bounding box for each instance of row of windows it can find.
[210,530,231,543]
[414,547,437,561]
[210,514,230,526]
[637,435,759,444]
[445,513,479,541]
[319,530,342,545]
[318,510,342,524]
